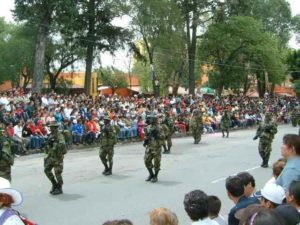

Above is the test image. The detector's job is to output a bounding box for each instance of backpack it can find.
[0,208,37,225]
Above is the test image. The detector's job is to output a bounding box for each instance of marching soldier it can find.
[162,112,174,154]
[99,116,117,176]
[221,110,231,138]
[143,116,164,183]
[189,109,204,144]
[44,121,67,195]
[0,127,14,182]
[253,112,277,168]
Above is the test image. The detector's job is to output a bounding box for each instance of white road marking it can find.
[211,166,261,184]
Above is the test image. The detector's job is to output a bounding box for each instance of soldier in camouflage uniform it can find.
[0,127,14,182]
[221,110,231,138]
[143,116,164,183]
[253,113,278,168]
[99,116,117,176]
[189,109,204,144]
[291,108,298,127]
[162,112,174,154]
[44,121,67,195]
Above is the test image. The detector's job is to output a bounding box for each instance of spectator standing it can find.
[149,207,178,225]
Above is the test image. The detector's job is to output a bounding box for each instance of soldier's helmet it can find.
[104,116,111,121]
[48,121,60,128]
[151,115,158,124]
[193,109,200,115]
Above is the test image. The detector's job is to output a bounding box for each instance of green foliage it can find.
[132,62,152,93]
[292,80,300,98]
[286,49,300,81]
[0,20,35,87]
[97,67,128,92]
[199,16,286,94]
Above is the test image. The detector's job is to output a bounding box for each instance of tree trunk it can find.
[84,0,96,96]
[32,22,49,94]
[256,72,265,97]
[186,7,197,96]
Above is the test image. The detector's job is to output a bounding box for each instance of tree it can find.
[199,16,286,96]
[14,0,78,93]
[45,35,85,90]
[0,19,35,89]
[97,67,128,94]
[67,0,130,95]
[176,0,216,95]
[286,49,300,81]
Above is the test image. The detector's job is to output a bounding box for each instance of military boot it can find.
[151,170,159,183]
[162,145,168,154]
[166,146,171,154]
[222,131,225,138]
[102,163,109,175]
[145,168,154,182]
[52,183,63,195]
[49,178,58,194]
[226,131,229,138]
[104,163,113,176]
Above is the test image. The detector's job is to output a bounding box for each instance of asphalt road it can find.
[11,124,298,225]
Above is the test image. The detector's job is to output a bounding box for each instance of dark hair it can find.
[0,193,14,207]
[272,159,286,178]
[184,190,209,221]
[207,195,221,217]
[237,172,256,188]
[243,209,286,225]
[289,180,300,206]
[226,176,244,198]
[283,134,300,155]
[102,219,133,225]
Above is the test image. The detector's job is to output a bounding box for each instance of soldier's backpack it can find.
[0,208,37,225]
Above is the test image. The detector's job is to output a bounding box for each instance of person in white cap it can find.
[260,183,285,209]
[0,177,24,224]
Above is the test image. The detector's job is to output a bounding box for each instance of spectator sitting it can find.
[103,219,133,225]
[258,183,285,209]
[0,177,24,224]
[183,189,218,225]
[72,119,84,145]
[207,195,227,225]
[149,207,178,225]
[265,158,286,185]
[274,204,300,225]
[236,172,256,197]
[287,180,300,212]
[225,176,259,225]
[241,208,286,225]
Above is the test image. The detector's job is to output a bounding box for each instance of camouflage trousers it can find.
[192,129,202,143]
[258,140,272,161]
[164,135,172,148]
[99,146,114,165]
[144,147,161,171]
[0,161,12,182]
[44,157,64,185]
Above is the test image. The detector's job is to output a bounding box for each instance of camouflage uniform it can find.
[253,113,277,168]
[162,113,174,154]
[189,109,204,144]
[221,111,231,138]
[0,129,14,181]
[143,116,164,183]
[44,122,67,195]
[99,117,117,176]
[291,109,298,127]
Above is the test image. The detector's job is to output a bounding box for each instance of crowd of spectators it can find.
[0,88,298,154]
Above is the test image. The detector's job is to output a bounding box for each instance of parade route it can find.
[12,125,297,225]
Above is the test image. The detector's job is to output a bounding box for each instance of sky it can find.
[0,0,299,71]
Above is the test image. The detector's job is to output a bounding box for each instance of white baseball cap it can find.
[261,183,285,205]
[0,177,23,206]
